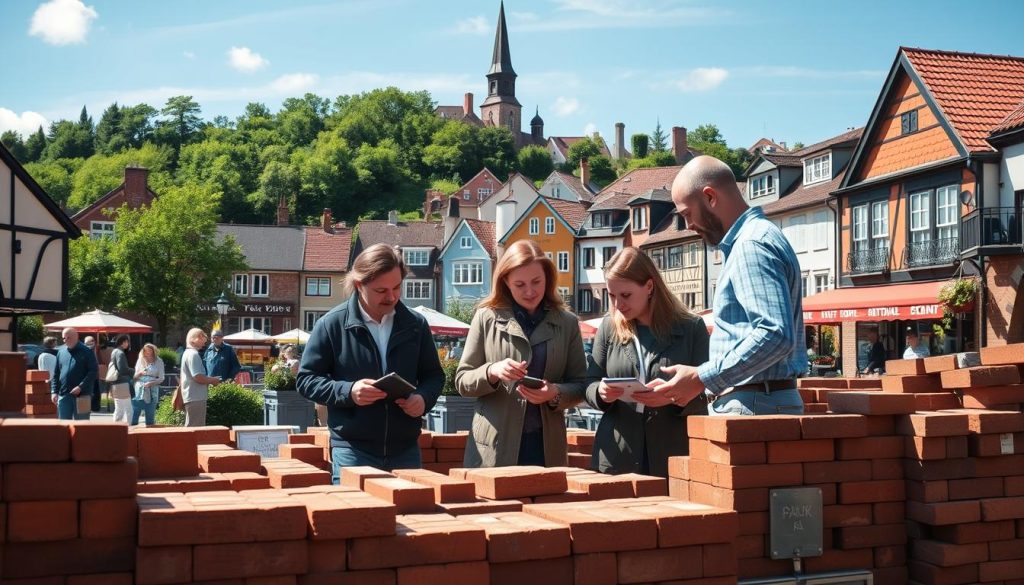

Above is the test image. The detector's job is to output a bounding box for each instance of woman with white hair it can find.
[180,328,221,426]
[132,343,165,426]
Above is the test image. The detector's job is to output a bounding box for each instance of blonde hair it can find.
[345,243,408,296]
[137,343,160,367]
[480,240,565,311]
[186,328,207,349]
[604,246,693,344]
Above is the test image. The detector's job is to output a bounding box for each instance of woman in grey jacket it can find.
[109,335,135,423]
[585,247,710,477]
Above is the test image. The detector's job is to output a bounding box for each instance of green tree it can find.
[1,130,28,161]
[178,139,259,223]
[478,126,516,180]
[253,160,299,221]
[16,315,45,344]
[155,96,203,164]
[588,155,617,188]
[277,93,329,149]
[429,175,462,195]
[292,131,359,222]
[77,106,96,156]
[67,143,174,210]
[791,142,805,151]
[689,123,725,146]
[353,139,418,217]
[24,160,76,206]
[650,120,668,152]
[110,182,247,339]
[67,235,118,314]
[517,145,554,181]
[564,136,602,171]
[120,104,158,148]
[43,119,94,160]
[94,102,124,154]
[631,133,649,159]
[25,126,47,162]
[422,121,481,182]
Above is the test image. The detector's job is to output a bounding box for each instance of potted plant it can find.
[425,357,475,433]
[262,363,315,431]
[937,278,979,330]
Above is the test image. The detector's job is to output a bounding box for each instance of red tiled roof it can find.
[761,153,801,167]
[356,220,444,249]
[552,170,596,202]
[463,218,497,260]
[434,106,484,127]
[639,211,700,247]
[303,226,352,272]
[749,138,786,153]
[545,197,590,231]
[760,174,843,216]
[991,99,1024,136]
[592,165,683,209]
[903,47,1024,152]
[789,127,864,157]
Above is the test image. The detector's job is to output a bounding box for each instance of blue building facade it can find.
[439,219,495,312]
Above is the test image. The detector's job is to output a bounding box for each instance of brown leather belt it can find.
[730,379,797,394]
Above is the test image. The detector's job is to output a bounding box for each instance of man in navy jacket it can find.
[51,327,98,420]
[297,243,444,478]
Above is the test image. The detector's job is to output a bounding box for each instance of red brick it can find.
[828,391,917,415]
[949,476,1004,501]
[908,478,950,503]
[886,358,926,375]
[80,498,137,538]
[687,483,769,512]
[836,435,904,459]
[567,431,596,446]
[907,499,981,525]
[135,545,192,585]
[848,378,883,389]
[766,439,834,463]
[838,480,905,504]
[436,498,523,516]
[2,537,135,579]
[573,552,616,585]
[191,425,232,445]
[198,448,262,473]
[137,473,232,494]
[489,557,571,585]
[616,546,703,582]
[698,415,802,443]
[279,443,327,467]
[617,473,668,497]
[466,467,567,499]
[914,392,963,411]
[66,573,133,585]
[956,409,1024,433]
[532,490,591,504]
[7,500,78,542]
[347,515,487,569]
[290,492,396,540]
[702,462,801,489]
[1007,476,1024,496]
[907,436,949,460]
[924,354,961,373]
[668,477,688,500]
[522,503,658,553]
[835,523,907,548]
[871,458,904,480]
[608,500,739,548]
[262,459,332,489]
[981,343,1024,366]
[566,474,635,499]
[702,542,737,577]
[962,385,1024,408]
[899,412,971,437]
[307,539,347,574]
[990,538,1024,561]
[0,419,70,462]
[823,504,872,528]
[980,496,1024,521]
[3,460,137,501]
[975,454,1024,477]
[193,540,309,580]
[802,548,874,574]
[396,560,489,585]
[908,559,978,585]
[873,501,905,524]
[420,448,437,463]
[702,441,767,465]
[802,460,872,484]
[881,374,942,393]
[435,448,464,463]
[932,520,1016,544]
[875,544,907,568]
[460,511,570,562]
[947,436,969,458]
[392,469,476,503]
[300,569,395,584]
[132,428,199,479]
[340,466,396,489]
[865,414,898,435]
[363,478,437,514]
[417,431,433,448]
[942,365,1021,388]
[289,433,317,444]
[430,432,468,449]
[904,457,974,481]
[981,559,1024,582]
[798,414,869,439]
[69,421,128,462]
[912,539,989,567]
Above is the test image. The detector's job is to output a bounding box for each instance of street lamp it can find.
[215,292,230,325]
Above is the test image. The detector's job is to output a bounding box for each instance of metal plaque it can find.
[770,487,824,560]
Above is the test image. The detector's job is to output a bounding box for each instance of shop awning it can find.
[802,281,946,324]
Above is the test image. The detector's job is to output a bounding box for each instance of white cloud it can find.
[0,109,49,138]
[583,122,599,137]
[513,0,726,31]
[228,46,269,73]
[451,16,489,35]
[676,67,728,92]
[183,51,196,59]
[552,97,580,117]
[268,73,318,93]
[29,0,98,45]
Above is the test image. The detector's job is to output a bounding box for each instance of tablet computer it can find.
[373,372,417,399]
[602,377,650,402]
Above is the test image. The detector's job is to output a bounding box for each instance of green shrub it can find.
[441,358,460,396]
[264,364,296,391]
[157,347,179,369]
[16,315,44,344]
[154,382,263,427]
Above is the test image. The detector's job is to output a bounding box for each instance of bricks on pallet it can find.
[522,502,659,554]
[490,556,571,585]
[981,343,1024,366]
[3,459,138,501]
[131,427,199,479]
[262,458,332,489]
[827,391,917,415]
[881,374,941,393]
[340,466,395,489]
[392,469,475,503]
[2,537,135,579]
[69,421,129,462]
[363,477,437,514]
[798,414,869,439]
[961,384,1024,408]
[941,365,1022,389]
[279,444,328,468]
[913,392,963,412]
[198,447,262,473]
[137,473,233,494]
[288,491,396,540]
[691,415,802,443]
[80,497,137,538]
[898,412,971,437]
[429,432,468,449]
[6,500,78,542]
[466,467,567,500]
[193,539,309,581]
[460,511,571,562]
[347,514,488,569]
[0,419,70,462]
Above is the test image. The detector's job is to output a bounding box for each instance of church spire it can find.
[489,1,515,76]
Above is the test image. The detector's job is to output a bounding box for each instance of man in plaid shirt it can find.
[650,156,806,415]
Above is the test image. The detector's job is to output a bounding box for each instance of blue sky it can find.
[3,0,1024,150]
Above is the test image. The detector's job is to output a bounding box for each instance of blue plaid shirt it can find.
[698,206,807,395]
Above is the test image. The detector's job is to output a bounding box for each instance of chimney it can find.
[671,126,688,164]
[614,122,625,160]
[444,198,461,243]
[321,208,333,233]
[591,131,600,143]
[388,210,398,226]
[276,195,289,226]
[580,158,591,187]
[463,93,474,117]
[124,166,150,207]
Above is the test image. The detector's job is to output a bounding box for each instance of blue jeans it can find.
[708,388,804,416]
[131,386,159,425]
[331,443,422,484]
[56,393,91,420]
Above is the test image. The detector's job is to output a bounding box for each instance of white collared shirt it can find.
[359,301,396,373]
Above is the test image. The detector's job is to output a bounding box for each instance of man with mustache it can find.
[650,156,806,415]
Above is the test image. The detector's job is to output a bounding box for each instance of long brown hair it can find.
[345,243,409,296]
[604,246,693,343]
[480,240,565,311]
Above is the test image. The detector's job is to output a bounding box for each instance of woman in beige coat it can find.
[456,240,588,468]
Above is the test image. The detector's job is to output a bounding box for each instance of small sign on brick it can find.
[769,486,823,560]
[232,425,294,458]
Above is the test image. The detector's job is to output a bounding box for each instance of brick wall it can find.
[985,255,1024,345]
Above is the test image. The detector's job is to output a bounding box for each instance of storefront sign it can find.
[197,303,294,315]
[804,303,942,324]
[667,281,702,294]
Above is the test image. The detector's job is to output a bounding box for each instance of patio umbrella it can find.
[222,328,272,342]
[412,306,470,337]
[579,320,598,339]
[270,328,311,344]
[697,309,714,332]
[45,309,152,333]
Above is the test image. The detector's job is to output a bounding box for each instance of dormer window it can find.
[901,110,918,135]
[592,212,610,228]
[803,153,832,185]
[631,207,647,231]
[750,175,775,198]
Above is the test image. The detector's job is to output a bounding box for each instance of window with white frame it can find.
[852,205,868,252]
[462,190,471,201]
[602,246,616,266]
[233,274,249,296]
[251,274,269,297]
[682,293,697,309]
[909,191,931,243]
[651,249,664,269]
[460,236,472,249]
[558,287,571,306]
[814,273,830,294]
[404,280,432,300]
[90,221,115,240]
[803,153,832,185]
[632,207,647,230]
[601,289,610,312]
[686,243,699,267]
[304,311,327,331]
[667,246,682,268]
[788,215,807,253]
[936,185,959,241]
[871,201,889,251]
[750,174,775,198]
[404,248,430,266]
[557,251,569,272]
[477,188,492,201]
[452,262,483,285]
[812,210,829,251]
[592,213,609,228]
[552,186,561,198]
[583,248,595,269]
[305,277,331,297]
[529,218,540,235]
[545,217,555,234]
[578,290,593,313]
[241,317,272,334]
[712,248,723,264]
[801,272,810,297]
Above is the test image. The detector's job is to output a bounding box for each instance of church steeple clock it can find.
[480,1,522,133]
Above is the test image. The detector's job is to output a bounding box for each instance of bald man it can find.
[648,156,806,415]
[51,327,98,420]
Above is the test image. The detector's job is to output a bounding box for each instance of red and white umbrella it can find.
[45,309,152,333]
[413,306,470,337]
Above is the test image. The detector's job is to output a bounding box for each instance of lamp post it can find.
[215,292,230,331]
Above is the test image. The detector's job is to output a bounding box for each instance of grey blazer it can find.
[584,314,710,477]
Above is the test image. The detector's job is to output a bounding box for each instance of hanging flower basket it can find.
[937,278,978,314]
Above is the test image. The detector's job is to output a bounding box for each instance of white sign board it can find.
[232,425,294,459]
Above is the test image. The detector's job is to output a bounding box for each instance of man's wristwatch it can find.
[547,393,561,409]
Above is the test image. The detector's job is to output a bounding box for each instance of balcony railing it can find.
[903,237,960,268]
[962,207,1023,251]
[847,246,889,274]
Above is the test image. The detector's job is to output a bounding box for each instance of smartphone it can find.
[373,372,416,399]
[519,375,545,390]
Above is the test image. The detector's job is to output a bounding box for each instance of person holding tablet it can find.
[585,247,710,477]
[456,240,588,468]
[297,243,444,478]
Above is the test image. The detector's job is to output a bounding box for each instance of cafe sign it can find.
[197,302,294,315]
[803,303,942,324]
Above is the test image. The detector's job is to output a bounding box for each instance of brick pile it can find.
[566,429,595,469]
[419,431,469,474]
[670,413,912,583]
[23,370,55,417]
[796,376,884,412]
[0,419,138,583]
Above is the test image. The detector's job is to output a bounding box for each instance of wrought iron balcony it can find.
[847,246,889,274]
[962,207,1023,253]
[902,237,960,268]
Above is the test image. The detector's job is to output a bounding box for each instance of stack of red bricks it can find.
[418,431,469,474]
[796,377,883,412]
[566,429,595,469]
[901,408,1024,584]
[0,419,138,583]
[23,370,55,417]
[670,413,911,583]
